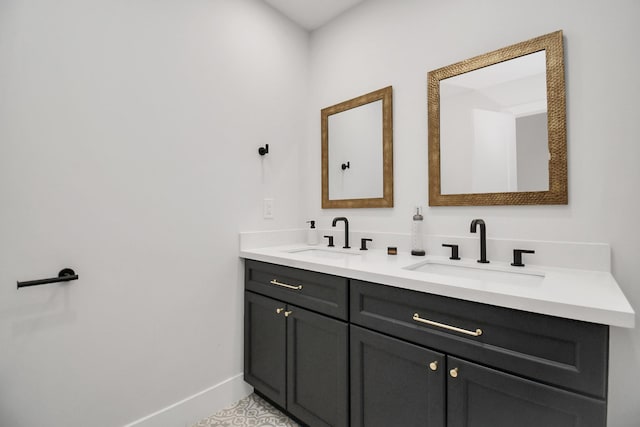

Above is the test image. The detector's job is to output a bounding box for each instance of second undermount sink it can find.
[404,260,545,286]
[287,247,362,260]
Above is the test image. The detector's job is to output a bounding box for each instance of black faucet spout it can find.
[470,219,489,263]
[332,217,350,249]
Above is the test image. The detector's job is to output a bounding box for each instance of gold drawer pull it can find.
[284,310,293,317]
[276,308,285,314]
[270,279,303,290]
[413,313,483,337]
[429,361,438,371]
[450,368,459,378]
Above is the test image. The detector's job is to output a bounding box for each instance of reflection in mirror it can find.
[441,51,548,194]
[428,31,567,206]
[322,86,393,208]
[328,100,383,200]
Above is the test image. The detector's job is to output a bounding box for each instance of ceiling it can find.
[264,0,366,31]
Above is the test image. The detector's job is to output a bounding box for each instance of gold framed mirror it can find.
[322,86,393,209]
[428,31,567,206]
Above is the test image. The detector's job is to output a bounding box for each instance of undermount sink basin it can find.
[287,248,361,260]
[404,260,545,286]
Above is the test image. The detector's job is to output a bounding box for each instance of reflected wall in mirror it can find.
[322,86,393,208]
[428,31,567,206]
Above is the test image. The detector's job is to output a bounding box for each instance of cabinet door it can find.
[447,357,606,427]
[351,325,446,427]
[244,291,287,408]
[286,305,349,427]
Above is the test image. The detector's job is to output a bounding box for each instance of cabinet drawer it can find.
[245,260,348,320]
[350,280,608,398]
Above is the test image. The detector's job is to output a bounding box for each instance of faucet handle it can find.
[360,238,373,251]
[323,235,335,247]
[511,249,535,267]
[442,244,460,260]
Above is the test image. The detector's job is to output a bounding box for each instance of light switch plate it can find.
[263,198,274,219]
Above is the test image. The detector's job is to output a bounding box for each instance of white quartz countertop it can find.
[240,244,635,328]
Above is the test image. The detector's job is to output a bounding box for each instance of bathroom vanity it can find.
[240,30,633,427]
[244,260,349,426]
[241,241,634,427]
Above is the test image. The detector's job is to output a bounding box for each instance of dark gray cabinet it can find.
[350,280,608,427]
[447,357,607,427]
[350,324,606,427]
[244,291,287,407]
[350,279,608,398]
[244,260,349,427]
[244,260,610,427]
[350,325,445,427]
[286,305,348,427]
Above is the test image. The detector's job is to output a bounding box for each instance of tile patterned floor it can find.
[194,393,299,427]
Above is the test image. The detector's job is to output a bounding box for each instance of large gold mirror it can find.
[428,31,567,206]
[322,86,393,209]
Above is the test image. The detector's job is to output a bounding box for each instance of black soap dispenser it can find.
[306,221,319,245]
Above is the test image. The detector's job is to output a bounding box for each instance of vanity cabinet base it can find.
[350,279,608,398]
[244,290,348,427]
[244,261,610,427]
[351,325,606,427]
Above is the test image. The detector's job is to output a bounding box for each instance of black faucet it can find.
[323,235,335,247]
[331,217,350,249]
[360,238,372,251]
[511,249,535,267]
[470,219,489,263]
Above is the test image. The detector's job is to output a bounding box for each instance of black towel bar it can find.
[17,268,78,289]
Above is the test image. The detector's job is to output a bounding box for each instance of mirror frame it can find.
[428,30,567,206]
[321,86,393,209]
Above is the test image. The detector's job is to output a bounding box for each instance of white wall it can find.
[0,1,308,426]
[306,0,640,425]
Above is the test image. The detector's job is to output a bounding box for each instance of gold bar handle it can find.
[413,313,483,337]
[270,279,303,290]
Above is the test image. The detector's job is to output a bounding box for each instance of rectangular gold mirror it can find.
[322,86,393,208]
[428,31,567,206]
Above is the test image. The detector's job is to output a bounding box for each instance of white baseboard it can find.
[123,374,253,427]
